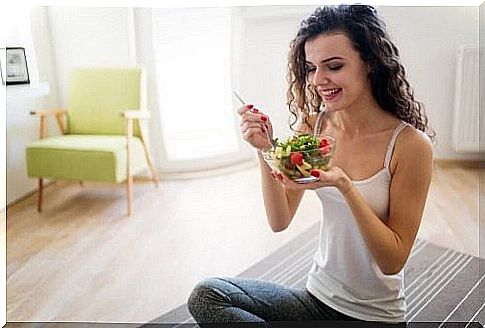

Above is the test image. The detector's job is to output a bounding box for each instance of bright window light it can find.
[152,7,239,162]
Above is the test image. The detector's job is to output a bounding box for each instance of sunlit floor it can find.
[6,161,481,323]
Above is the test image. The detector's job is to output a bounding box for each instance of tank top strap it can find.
[384,121,408,168]
[313,110,326,136]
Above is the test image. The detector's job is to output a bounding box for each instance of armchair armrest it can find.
[30,109,68,117]
[121,110,151,120]
[30,108,68,138]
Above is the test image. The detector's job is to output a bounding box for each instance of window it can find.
[152,7,247,170]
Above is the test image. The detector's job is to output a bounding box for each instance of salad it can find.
[264,134,334,180]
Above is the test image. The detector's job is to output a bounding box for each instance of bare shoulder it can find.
[392,125,434,173]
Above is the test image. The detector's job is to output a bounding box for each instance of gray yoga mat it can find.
[152,222,484,327]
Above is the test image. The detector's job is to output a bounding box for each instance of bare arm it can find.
[237,105,310,232]
[257,150,305,232]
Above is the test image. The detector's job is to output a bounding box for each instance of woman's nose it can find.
[313,69,330,86]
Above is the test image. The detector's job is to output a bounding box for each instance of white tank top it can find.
[306,120,409,323]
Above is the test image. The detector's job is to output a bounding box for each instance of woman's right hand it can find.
[237,104,274,151]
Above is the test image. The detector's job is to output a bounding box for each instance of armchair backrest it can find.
[67,67,145,137]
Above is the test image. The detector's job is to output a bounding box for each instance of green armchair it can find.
[25,67,159,215]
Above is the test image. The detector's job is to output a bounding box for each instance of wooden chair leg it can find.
[37,178,43,212]
[137,120,159,188]
[147,156,159,188]
[126,175,133,216]
[140,140,159,188]
[126,118,134,216]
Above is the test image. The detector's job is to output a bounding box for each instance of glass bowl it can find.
[262,134,336,184]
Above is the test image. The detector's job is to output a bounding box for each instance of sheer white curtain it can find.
[151,7,250,171]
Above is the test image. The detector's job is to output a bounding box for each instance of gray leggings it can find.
[187,277,362,326]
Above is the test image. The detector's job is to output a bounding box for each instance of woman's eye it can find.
[328,64,343,71]
[305,67,316,74]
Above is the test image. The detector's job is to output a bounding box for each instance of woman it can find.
[188,5,434,325]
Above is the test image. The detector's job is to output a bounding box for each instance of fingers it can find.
[237,104,257,115]
[239,109,268,125]
[310,169,321,179]
[238,105,272,138]
[241,121,266,134]
[237,103,274,150]
[269,171,300,190]
[237,104,268,122]
[269,171,282,180]
[268,170,326,191]
[242,125,266,141]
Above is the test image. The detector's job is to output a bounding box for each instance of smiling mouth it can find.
[321,88,340,95]
[320,88,342,101]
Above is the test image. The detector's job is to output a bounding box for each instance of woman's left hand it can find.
[271,166,353,194]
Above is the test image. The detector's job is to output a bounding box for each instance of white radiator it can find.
[452,45,480,152]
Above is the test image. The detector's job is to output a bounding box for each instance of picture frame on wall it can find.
[4,47,30,85]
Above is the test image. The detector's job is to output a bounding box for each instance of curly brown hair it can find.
[287,5,435,140]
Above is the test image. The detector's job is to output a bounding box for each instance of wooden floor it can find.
[6,161,481,323]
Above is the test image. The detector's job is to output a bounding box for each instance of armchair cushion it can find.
[68,68,142,136]
[26,135,147,183]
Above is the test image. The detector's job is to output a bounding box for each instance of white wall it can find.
[0,9,7,326]
[5,7,59,205]
[47,7,136,106]
[1,42,6,213]
[31,7,60,106]
[380,6,479,160]
[6,85,51,204]
[479,0,484,278]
